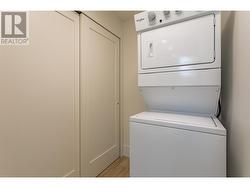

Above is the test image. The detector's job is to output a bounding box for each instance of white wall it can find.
[121,18,146,156]
[221,11,250,176]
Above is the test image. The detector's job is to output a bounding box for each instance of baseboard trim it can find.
[122,145,130,157]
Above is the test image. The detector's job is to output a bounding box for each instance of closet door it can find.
[80,14,120,176]
[0,11,79,176]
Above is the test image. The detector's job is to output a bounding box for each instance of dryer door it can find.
[141,14,215,70]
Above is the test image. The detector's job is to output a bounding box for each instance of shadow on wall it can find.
[221,11,239,177]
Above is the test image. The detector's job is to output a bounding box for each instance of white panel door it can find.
[80,14,120,176]
[0,12,79,176]
[141,14,215,69]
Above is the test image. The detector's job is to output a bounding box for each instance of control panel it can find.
[134,11,216,32]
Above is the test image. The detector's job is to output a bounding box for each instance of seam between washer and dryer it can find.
[131,120,225,136]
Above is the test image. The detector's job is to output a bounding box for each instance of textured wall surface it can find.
[221,11,250,176]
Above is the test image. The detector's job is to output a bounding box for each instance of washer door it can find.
[141,14,215,70]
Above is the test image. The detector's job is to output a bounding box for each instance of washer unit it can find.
[130,11,226,177]
[130,112,226,177]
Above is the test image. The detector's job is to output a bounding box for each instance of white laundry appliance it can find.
[130,11,226,177]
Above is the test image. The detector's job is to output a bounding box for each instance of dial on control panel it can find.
[163,11,170,18]
[175,10,182,14]
[148,11,156,24]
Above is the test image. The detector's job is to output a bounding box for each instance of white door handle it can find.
[149,42,153,57]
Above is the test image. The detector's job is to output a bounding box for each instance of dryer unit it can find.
[130,11,226,177]
[135,11,221,116]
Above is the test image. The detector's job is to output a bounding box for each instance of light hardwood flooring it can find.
[97,156,129,177]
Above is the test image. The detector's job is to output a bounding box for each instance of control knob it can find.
[148,11,156,23]
[175,10,182,14]
[163,11,170,18]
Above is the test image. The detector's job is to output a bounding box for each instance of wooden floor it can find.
[97,156,129,177]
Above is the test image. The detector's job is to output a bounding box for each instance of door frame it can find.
[58,11,80,177]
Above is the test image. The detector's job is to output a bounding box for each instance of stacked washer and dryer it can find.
[130,11,226,177]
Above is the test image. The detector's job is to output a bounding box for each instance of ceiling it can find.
[114,11,141,21]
